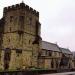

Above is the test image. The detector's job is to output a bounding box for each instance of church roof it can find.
[42,41,61,52]
[59,48,72,55]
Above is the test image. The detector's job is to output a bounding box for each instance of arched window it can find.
[19,16,24,30]
[48,51,52,56]
[51,59,54,68]
[10,16,13,22]
[4,48,11,70]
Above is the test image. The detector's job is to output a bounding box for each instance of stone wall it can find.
[0,2,41,70]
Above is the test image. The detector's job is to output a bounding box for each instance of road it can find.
[41,72,75,75]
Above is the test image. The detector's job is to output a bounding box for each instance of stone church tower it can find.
[0,2,41,70]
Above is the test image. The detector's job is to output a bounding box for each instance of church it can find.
[0,2,41,70]
[0,2,74,71]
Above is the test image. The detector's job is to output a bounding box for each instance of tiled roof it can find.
[60,48,72,55]
[42,41,61,52]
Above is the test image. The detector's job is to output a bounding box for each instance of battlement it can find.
[3,2,39,17]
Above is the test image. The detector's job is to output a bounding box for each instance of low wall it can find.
[0,70,57,75]
[0,69,74,75]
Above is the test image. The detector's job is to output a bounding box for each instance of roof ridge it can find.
[60,47,72,54]
[42,41,56,45]
[60,47,70,51]
[42,41,61,52]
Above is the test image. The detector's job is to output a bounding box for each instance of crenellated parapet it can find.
[3,3,39,17]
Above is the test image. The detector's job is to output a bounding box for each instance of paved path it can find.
[41,72,75,75]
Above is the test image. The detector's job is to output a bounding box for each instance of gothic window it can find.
[19,16,24,22]
[4,63,9,70]
[4,48,11,70]
[56,59,58,68]
[19,16,24,30]
[48,51,52,56]
[51,59,54,68]
[4,48,11,61]
[18,16,24,40]
[10,16,13,22]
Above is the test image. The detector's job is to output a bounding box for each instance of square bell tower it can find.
[1,2,42,70]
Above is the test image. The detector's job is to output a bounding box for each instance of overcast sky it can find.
[0,0,75,51]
